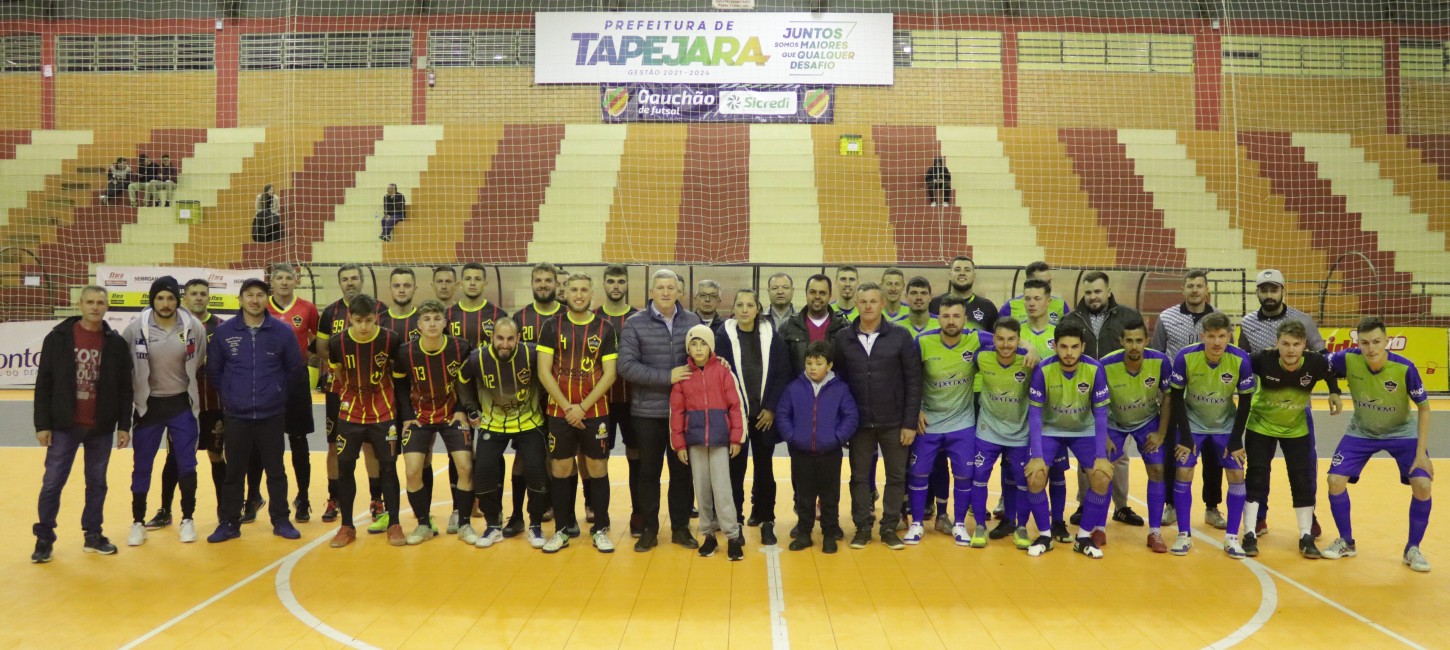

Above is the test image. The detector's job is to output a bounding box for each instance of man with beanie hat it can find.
[206,278,305,543]
[122,276,208,546]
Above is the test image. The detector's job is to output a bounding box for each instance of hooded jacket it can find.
[122,307,207,419]
[1058,294,1143,360]
[714,317,790,422]
[775,371,858,454]
[618,301,703,419]
[669,352,745,450]
[34,316,133,435]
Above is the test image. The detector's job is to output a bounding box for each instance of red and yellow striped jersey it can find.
[537,312,617,419]
[398,334,469,425]
[448,299,507,349]
[328,327,405,424]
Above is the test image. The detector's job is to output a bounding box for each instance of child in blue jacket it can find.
[776,341,858,553]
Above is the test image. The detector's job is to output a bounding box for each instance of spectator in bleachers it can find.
[925,157,952,208]
[150,154,177,207]
[106,157,131,203]
[379,183,407,242]
[128,154,159,207]
[252,184,283,243]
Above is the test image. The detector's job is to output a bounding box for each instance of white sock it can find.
[1151,526,1161,534]
[1295,506,1313,537]
[1244,501,1261,534]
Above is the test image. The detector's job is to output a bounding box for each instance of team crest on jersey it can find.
[973,451,985,467]
[1049,312,1060,325]
[1144,376,1157,389]
[517,366,533,386]
[973,308,985,322]
[292,315,302,328]
[1220,371,1234,384]
[374,351,388,367]
[1077,381,1090,394]
[960,349,976,363]
[1299,374,1313,387]
[446,360,461,377]
[587,334,602,353]
[1013,371,1026,383]
[1384,379,1399,393]
[1331,452,1344,467]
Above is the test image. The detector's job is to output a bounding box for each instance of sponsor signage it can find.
[601,83,833,122]
[536,12,893,85]
[0,320,59,387]
[96,266,261,330]
[1319,327,1448,393]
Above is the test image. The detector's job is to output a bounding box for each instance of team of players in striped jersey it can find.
[133,258,1433,571]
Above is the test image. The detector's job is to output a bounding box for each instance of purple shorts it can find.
[1042,435,1100,471]
[910,427,976,479]
[1109,420,1165,465]
[1178,433,1242,471]
[973,440,1030,486]
[1329,436,1429,486]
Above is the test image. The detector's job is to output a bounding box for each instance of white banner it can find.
[96,265,261,331]
[0,319,59,387]
[534,12,894,85]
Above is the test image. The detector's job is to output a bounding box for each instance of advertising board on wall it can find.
[535,12,893,85]
[1320,326,1447,393]
[600,83,833,122]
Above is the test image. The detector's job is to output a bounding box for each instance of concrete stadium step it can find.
[750,124,821,263]
[528,124,627,262]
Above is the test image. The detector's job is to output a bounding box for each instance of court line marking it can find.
[1248,562,1428,650]
[118,466,448,649]
[760,544,791,650]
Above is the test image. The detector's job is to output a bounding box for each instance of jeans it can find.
[219,415,291,526]
[34,428,113,543]
[849,426,909,531]
[635,416,695,534]
[381,211,405,239]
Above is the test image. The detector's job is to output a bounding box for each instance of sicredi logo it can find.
[718,90,796,115]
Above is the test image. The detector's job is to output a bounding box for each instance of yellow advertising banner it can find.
[1321,327,1448,393]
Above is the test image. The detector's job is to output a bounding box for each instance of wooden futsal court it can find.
[3,442,1448,649]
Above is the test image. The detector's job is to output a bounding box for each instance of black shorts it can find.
[608,402,635,450]
[547,415,611,461]
[199,409,225,453]
[334,421,395,461]
[402,422,471,455]
[324,391,340,443]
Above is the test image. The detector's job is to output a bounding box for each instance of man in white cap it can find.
[1231,268,1327,538]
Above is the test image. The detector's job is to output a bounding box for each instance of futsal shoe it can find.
[989,519,1014,540]
[1162,505,1177,526]
[629,513,644,539]
[1112,507,1145,526]
[699,534,718,558]
[903,523,925,545]
[127,523,146,547]
[1073,537,1104,559]
[1146,532,1168,553]
[543,531,571,553]
[1051,521,1073,544]
[1299,534,1322,559]
[969,526,988,549]
[934,513,952,535]
[1026,536,1054,557]
[273,522,302,540]
[1013,527,1031,550]
[789,534,813,551]
[881,529,906,550]
[144,508,172,530]
[849,529,872,549]
[321,499,339,523]
[386,524,407,547]
[329,526,356,548]
[593,529,615,553]
[1069,506,1083,526]
[760,522,777,546]
[1321,538,1356,560]
[727,537,744,561]
[407,524,436,545]
[475,527,504,549]
[1204,507,1227,530]
[1255,519,1270,538]
[84,534,119,554]
[992,496,1005,520]
[207,522,240,544]
[31,540,53,564]
[672,529,700,549]
[1242,531,1260,557]
[179,519,197,543]
[446,510,460,535]
[1224,537,1247,560]
[457,524,480,545]
[368,513,391,534]
[822,535,838,554]
[502,515,526,538]
[634,529,657,552]
[1170,533,1193,556]
[1404,546,1431,572]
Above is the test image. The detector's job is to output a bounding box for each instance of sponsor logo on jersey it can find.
[1384,379,1399,393]
[1220,371,1234,384]
[1077,381,1090,394]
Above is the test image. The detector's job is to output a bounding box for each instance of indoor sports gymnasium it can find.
[0,1,1447,648]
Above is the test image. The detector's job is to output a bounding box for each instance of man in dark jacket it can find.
[1057,271,1145,527]
[832,282,924,550]
[714,289,791,545]
[380,183,407,242]
[205,278,306,543]
[778,273,849,376]
[618,268,702,552]
[31,286,133,563]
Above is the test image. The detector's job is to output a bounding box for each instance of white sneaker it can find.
[457,523,480,545]
[1027,536,1053,557]
[1204,507,1227,530]
[929,202,937,207]
[1321,537,1357,560]
[128,522,146,547]
[951,523,971,546]
[1162,505,1177,526]
[475,526,504,549]
[903,522,924,545]
[1223,537,1247,560]
[179,519,197,543]
[593,528,615,553]
[1171,533,1193,556]
[1405,546,1431,573]
[446,510,460,535]
[542,531,571,553]
[527,525,546,549]
[406,524,436,545]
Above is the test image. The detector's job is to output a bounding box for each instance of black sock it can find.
[627,457,641,513]
[551,476,575,533]
[368,476,382,503]
[566,474,581,527]
[132,492,146,523]
[179,472,198,520]
[407,488,431,527]
[589,476,611,531]
[160,452,178,513]
[454,488,473,527]
[422,465,435,508]
[210,460,226,503]
[511,475,527,519]
[328,478,338,501]
[448,458,459,492]
[582,474,594,511]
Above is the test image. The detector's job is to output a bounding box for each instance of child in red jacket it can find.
[671,324,746,560]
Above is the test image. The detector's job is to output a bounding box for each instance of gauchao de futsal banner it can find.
[1320,327,1448,393]
[535,12,893,85]
[601,84,833,123]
